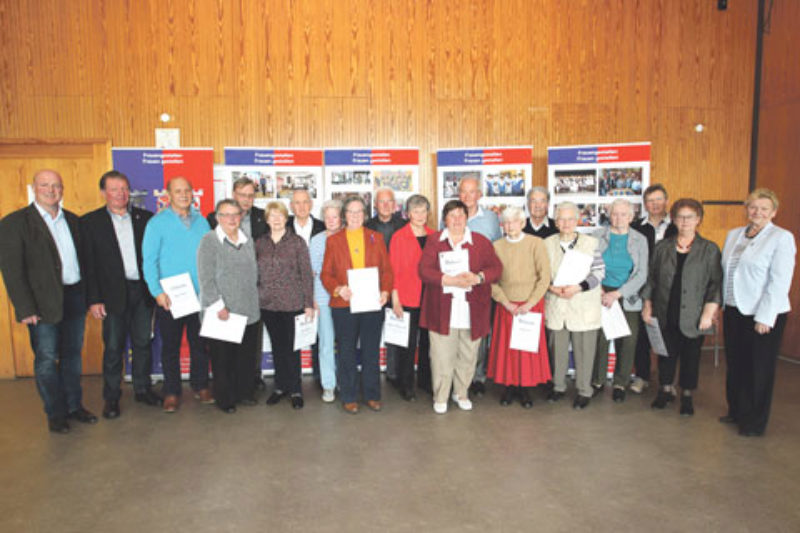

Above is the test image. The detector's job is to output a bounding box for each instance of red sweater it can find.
[389,223,435,308]
[418,230,503,340]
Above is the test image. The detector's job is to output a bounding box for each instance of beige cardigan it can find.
[543,233,603,331]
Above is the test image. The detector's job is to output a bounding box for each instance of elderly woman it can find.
[256,201,314,409]
[321,196,393,414]
[197,200,260,413]
[419,200,502,414]
[591,199,648,403]
[389,194,435,402]
[721,189,795,436]
[642,198,722,416]
[488,206,551,408]
[544,202,605,410]
[309,199,343,403]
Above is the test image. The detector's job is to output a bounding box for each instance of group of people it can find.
[0,170,794,439]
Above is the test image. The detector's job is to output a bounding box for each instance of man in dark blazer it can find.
[206,177,268,239]
[81,170,161,419]
[0,169,97,433]
[523,186,559,239]
[288,189,325,244]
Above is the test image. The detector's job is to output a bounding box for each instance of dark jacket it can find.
[207,205,268,240]
[365,213,407,248]
[288,215,325,240]
[80,206,153,314]
[0,204,82,323]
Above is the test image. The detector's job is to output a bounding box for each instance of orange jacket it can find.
[321,227,393,308]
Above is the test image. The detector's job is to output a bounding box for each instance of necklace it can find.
[745,224,764,239]
[676,235,694,253]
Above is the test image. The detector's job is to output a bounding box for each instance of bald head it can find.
[290,189,312,221]
[32,169,64,214]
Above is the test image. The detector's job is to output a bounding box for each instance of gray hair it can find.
[501,205,525,223]
[457,175,481,191]
[320,199,343,218]
[342,195,368,217]
[215,199,242,214]
[555,201,579,220]
[405,194,430,212]
[608,198,634,216]
[526,186,550,202]
[374,187,396,201]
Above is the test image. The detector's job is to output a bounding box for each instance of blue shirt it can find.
[602,232,633,289]
[467,207,501,242]
[309,231,331,306]
[33,202,81,284]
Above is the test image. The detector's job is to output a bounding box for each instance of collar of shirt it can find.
[440,227,473,249]
[33,200,63,223]
[642,213,670,228]
[106,207,131,222]
[215,225,248,247]
[530,216,550,230]
[293,217,314,241]
[468,206,485,222]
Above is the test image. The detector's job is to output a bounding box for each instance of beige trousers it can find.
[429,329,481,404]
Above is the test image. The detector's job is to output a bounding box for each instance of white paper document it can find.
[645,317,669,356]
[160,272,201,319]
[383,309,411,348]
[439,248,471,295]
[509,312,543,352]
[601,300,632,340]
[199,299,248,344]
[347,267,381,313]
[294,312,319,351]
[552,249,593,287]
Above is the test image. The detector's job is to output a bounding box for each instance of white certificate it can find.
[509,312,543,352]
[199,299,248,344]
[439,248,471,294]
[383,309,410,348]
[645,317,669,357]
[552,249,593,287]
[601,300,632,340]
[294,312,318,351]
[347,267,381,313]
[160,272,201,319]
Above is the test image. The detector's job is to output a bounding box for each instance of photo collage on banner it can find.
[216,148,325,375]
[111,147,215,380]
[323,148,420,218]
[547,142,651,231]
[436,146,533,224]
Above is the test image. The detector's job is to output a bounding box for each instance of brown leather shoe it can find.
[343,402,359,414]
[366,400,382,412]
[194,388,214,404]
[163,395,179,413]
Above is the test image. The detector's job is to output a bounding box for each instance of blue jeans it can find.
[331,307,383,404]
[28,284,86,418]
[317,304,336,391]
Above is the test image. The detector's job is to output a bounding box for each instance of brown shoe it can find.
[366,400,382,412]
[194,388,214,404]
[343,402,359,414]
[163,395,179,413]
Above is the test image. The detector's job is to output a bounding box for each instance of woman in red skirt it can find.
[489,206,552,407]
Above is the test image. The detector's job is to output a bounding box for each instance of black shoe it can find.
[520,388,533,409]
[591,383,605,397]
[679,396,694,416]
[612,388,626,403]
[651,390,670,409]
[102,400,120,419]
[573,395,591,410]
[239,398,257,406]
[400,389,417,402]
[291,395,304,409]
[499,386,515,406]
[48,416,70,434]
[546,390,565,403]
[135,389,163,406]
[254,377,267,391]
[718,414,737,424]
[469,381,486,397]
[217,403,236,414]
[266,391,285,405]
[68,407,98,424]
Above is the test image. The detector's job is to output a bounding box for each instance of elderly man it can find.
[207,177,267,239]
[523,186,558,239]
[81,170,161,419]
[0,169,97,433]
[629,183,678,394]
[288,189,324,245]
[142,177,212,413]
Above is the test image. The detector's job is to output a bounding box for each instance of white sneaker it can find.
[433,402,448,414]
[451,393,473,411]
[629,377,649,394]
[321,389,335,403]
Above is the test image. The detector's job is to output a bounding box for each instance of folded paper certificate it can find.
[439,248,471,294]
[294,312,318,351]
[160,272,201,319]
[199,299,247,344]
[601,300,632,340]
[347,267,381,313]
[383,309,410,348]
[552,249,593,287]
[509,312,543,352]
[645,317,669,356]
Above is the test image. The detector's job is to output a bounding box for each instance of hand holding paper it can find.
[159,272,200,319]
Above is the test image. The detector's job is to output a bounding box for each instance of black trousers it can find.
[262,309,302,395]
[658,325,704,390]
[633,316,652,380]
[392,306,421,394]
[416,327,431,392]
[157,308,208,396]
[723,307,787,434]
[209,322,260,409]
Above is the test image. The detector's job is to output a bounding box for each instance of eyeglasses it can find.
[217,212,242,219]
[674,214,698,221]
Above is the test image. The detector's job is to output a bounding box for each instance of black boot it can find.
[500,386,514,406]
[520,387,533,409]
[680,395,694,416]
[651,389,670,409]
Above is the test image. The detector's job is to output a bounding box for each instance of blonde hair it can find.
[745,188,779,211]
[265,201,289,220]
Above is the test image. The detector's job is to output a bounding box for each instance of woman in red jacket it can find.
[389,194,435,401]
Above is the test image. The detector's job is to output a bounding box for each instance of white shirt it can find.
[440,227,473,329]
[293,217,313,245]
[641,214,671,243]
[215,225,249,249]
[33,201,81,284]
[108,208,139,280]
